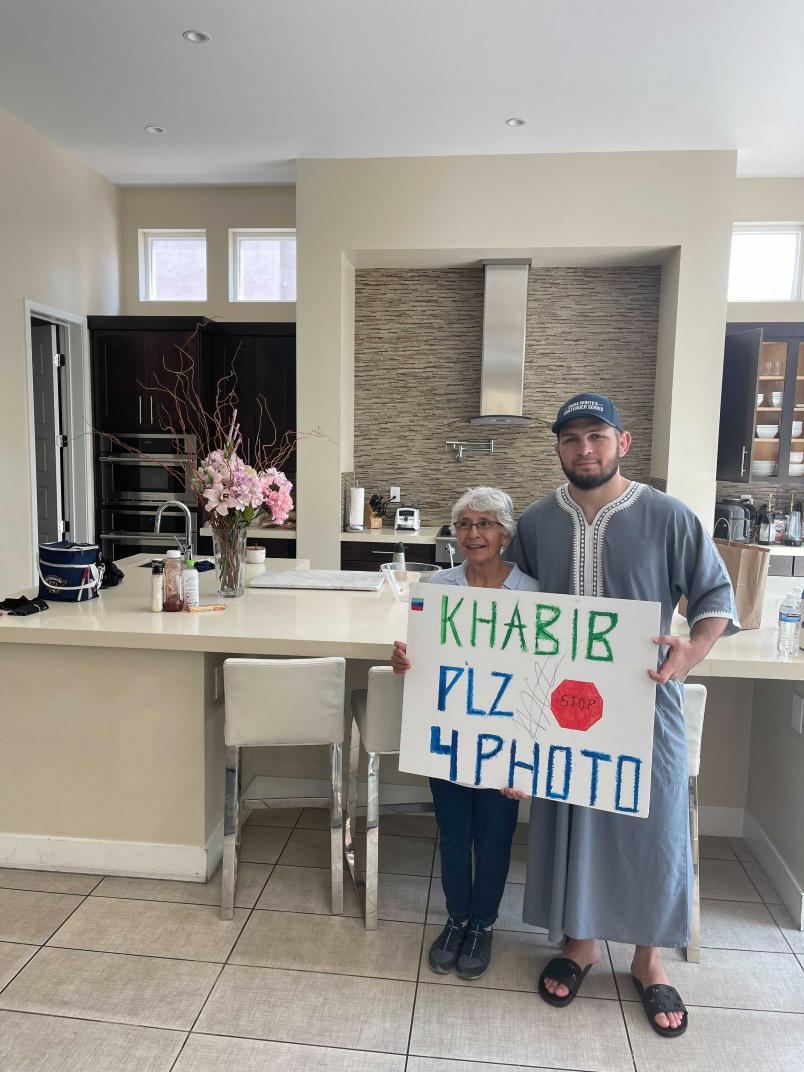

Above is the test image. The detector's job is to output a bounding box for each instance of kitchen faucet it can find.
[154,500,194,559]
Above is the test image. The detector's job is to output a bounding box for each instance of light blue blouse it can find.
[430,560,540,591]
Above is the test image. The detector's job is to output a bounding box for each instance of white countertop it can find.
[340,526,441,544]
[4,557,804,678]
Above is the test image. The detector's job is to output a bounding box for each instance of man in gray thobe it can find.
[507,392,738,1037]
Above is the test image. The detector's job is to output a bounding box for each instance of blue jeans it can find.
[430,777,519,928]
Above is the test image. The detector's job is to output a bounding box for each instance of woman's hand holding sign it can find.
[391,640,411,675]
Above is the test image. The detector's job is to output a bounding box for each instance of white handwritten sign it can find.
[397,584,660,818]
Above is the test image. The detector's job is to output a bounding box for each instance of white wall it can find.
[729,178,804,323]
[296,151,737,568]
[0,106,121,592]
[120,185,296,321]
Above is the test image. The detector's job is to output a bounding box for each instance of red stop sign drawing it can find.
[550,679,603,731]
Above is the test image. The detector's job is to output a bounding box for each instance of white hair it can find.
[450,487,516,541]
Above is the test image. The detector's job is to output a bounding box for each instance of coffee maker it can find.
[714,498,752,542]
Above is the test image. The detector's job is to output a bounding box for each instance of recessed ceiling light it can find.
[182,29,210,43]
[145,125,166,135]
[505,117,527,127]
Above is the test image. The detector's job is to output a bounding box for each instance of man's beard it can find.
[560,456,620,491]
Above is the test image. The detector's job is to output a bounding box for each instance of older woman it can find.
[392,486,538,980]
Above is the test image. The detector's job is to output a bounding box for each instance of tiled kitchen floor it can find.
[0,813,803,1071]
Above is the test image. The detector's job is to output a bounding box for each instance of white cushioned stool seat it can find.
[220,656,346,920]
[350,669,404,755]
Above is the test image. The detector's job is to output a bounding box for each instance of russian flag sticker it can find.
[411,598,424,612]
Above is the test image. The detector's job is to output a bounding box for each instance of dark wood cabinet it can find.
[340,540,436,572]
[146,329,200,433]
[718,323,804,483]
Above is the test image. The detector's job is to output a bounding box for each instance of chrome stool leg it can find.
[344,716,360,888]
[330,742,344,914]
[687,775,701,962]
[365,750,380,931]
[221,745,241,921]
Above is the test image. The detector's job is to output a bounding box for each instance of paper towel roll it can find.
[349,486,365,530]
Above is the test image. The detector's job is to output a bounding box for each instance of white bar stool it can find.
[684,682,707,963]
[220,656,346,920]
[346,666,405,930]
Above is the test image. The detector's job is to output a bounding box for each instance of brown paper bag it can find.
[713,539,769,630]
[678,540,768,630]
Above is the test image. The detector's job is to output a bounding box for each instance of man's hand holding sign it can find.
[397,584,660,817]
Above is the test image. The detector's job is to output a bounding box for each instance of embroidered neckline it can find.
[554,482,646,596]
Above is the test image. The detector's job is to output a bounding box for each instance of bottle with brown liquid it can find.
[163,549,184,612]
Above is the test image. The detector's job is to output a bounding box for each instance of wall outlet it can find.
[389,486,401,502]
[792,692,804,734]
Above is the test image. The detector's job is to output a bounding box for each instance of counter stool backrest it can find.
[684,683,707,778]
[360,666,405,755]
[223,656,346,747]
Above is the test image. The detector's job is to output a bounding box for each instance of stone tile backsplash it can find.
[353,266,660,522]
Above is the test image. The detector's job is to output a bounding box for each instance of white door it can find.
[30,319,67,544]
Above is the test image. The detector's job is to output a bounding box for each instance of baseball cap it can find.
[551,392,624,435]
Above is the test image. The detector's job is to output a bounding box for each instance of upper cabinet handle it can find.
[138,397,142,425]
[150,396,154,424]
[740,445,747,476]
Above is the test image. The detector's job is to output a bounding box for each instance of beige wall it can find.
[747,679,804,890]
[120,185,296,321]
[729,178,804,323]
[296,151,737,568]
[0,107,121,592]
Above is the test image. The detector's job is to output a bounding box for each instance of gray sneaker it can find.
[456,924,493,979]
[428,918,468,974]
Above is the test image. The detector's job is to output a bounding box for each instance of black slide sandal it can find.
[538,957,593,1007]
[631,975,688,1038]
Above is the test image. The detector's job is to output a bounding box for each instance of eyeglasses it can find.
[454,519,503,533]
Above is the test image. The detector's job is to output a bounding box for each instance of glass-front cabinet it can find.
[717,324,804,483]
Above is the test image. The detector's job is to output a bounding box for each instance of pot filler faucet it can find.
[154,500,194,559]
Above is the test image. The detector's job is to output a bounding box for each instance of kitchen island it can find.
[1,561,802,927]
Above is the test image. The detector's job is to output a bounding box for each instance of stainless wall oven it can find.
[97,433,198,561]
[98,433,196,505]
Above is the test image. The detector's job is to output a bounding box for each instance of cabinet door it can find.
[146,330,201,434]
[92,331,149,432]
[253,335,296,476]
[208,335,255,458]
[717,328,762,482]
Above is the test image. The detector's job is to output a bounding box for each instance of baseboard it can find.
[743,810,804,929]
[699,805,745,838]
[0,832,209,882]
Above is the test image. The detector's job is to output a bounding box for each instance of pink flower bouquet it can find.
[194,442,293,529]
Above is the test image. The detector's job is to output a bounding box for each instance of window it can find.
[727,225,804,302]
[229,229,296,302]
[138,229,207,301]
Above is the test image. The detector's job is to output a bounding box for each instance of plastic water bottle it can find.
[777,591,801,658]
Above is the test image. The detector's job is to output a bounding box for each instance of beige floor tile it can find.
[624,1002,804,1072]
[798,955,804,970]
[256,864,429,923]
[408,1062,555,1072]
[0,942,36,991]
[92,862,271,909]
[279,827,434,876]
[700,858,762,902]
[768,903,804,955]
[0,888,84,945]
[742,860,783,904]
[238,824,292,864]
[0,946,219,1030]
[231,909,422,980]
[297,807,330,830]
[0,868,101,895]
[420,924,617,999]
[729,837,756,862]
[48,896,248,962]
[426,880,543,934]
[610,942,804,1013]
[410,982,632,1070]
[434,840,527,884]
[700,898,789,952]
[0,1009,183,1072]
[174,1033,406,1071]
[195,964,415,1053]
[699,835,737,861]
[244,805,303,827]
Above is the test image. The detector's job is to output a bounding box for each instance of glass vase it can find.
[211,526,248,598]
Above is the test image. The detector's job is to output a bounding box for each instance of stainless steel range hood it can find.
[470,258,532,426]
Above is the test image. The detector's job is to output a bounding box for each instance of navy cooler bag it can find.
[38,541,104,602]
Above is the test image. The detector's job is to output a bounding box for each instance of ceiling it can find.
[1,1,803,185]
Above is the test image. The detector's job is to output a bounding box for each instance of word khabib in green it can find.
[439,593,618,663]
